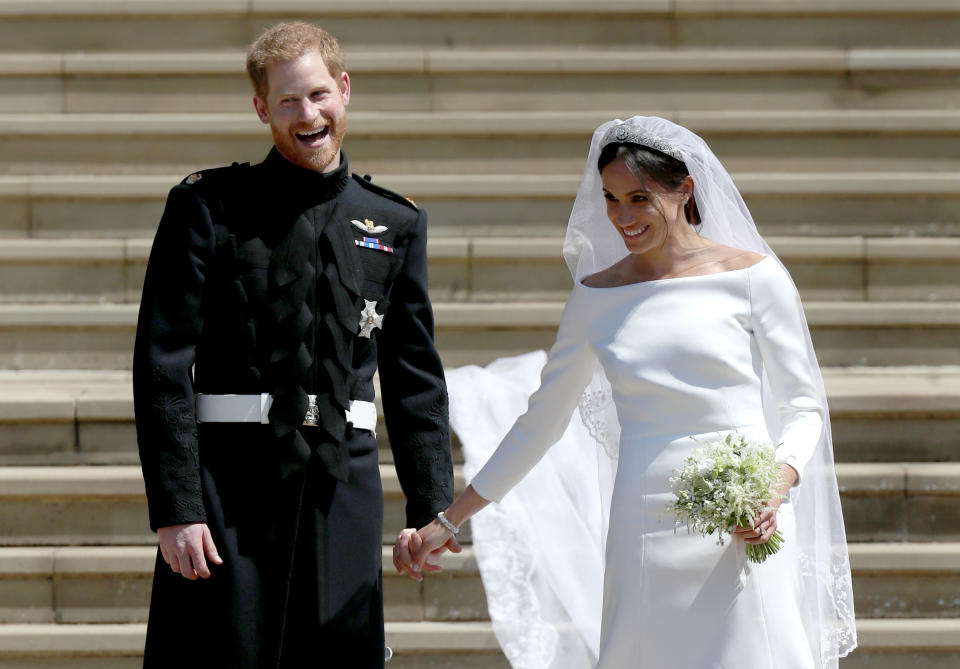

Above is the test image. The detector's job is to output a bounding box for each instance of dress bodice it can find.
[577,261,766,441]
[470,256,824,504]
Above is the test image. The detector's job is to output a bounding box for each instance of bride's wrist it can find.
[436,511,460,535]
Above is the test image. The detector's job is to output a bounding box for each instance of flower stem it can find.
[745,530,784,564]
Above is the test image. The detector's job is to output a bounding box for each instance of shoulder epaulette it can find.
[180,162,250,188]
[352,173,419,212]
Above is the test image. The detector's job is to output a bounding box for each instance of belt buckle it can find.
[303,394,319,426]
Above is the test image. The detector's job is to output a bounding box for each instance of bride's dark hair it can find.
[598,142,701,226]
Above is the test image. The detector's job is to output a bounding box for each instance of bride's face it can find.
[601,157,689,255]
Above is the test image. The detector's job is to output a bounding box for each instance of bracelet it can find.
[436,511,460,535]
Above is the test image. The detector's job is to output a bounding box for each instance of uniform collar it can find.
[262,146,350,202]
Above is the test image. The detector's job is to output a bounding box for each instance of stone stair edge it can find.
[0,619,956,654]
[5,235,960,262]
[4,110,960,135]
[2,0,959,18]
[5,300,960,328]
[2,365,960,421]
[0,462,956,498]
[3,49,960,74]
[2,542,958,576]
[3,173,960,199]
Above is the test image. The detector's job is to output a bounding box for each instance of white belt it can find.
[196,393,377,433]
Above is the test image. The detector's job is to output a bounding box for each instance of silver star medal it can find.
[358,300,384,338]
[351,218,388,234]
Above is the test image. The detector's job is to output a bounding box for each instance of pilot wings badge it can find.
[351,218,388,234]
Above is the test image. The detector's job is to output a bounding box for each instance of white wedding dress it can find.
[463,256,823,668]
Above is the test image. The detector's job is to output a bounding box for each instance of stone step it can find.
[0,545,486,624]
[5,111,960,175]
[1,367,959,466]
[0,618,956,668]
[1,235,958,305]
[3,48,960,113]
[1,300,960,370]
[1,1,959,52]
[3,172,959,238]
[0,462,956,545]
[0,620,507,668]
[0,542,957,625]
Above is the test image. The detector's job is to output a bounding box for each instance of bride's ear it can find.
[680,177,700,225]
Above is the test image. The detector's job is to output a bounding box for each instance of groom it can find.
[133,21,454,668]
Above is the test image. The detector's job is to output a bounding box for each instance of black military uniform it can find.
[133,147,454,668]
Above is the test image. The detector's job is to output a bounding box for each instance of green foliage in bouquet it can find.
[668,433,785,564]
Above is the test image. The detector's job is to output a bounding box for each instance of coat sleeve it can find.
[377,208,455,530]
[748,259,825,483]
[133,183,216,531]
[468,287,597,503]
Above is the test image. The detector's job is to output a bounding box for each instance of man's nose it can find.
[297,98,318,122]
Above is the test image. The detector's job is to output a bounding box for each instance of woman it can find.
[395,116,856,668]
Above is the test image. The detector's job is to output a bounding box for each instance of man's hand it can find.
[157,523,223,580]
[393,525,461,582]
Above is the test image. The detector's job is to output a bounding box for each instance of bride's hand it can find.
[734,506,779,544]
[393,522,462,581]
[411,519,462,571]
[733,462,798,544]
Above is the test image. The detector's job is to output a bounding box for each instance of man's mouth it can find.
[623,224,649,238]
[296,126,329,147]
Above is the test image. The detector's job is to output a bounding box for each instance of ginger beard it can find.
[277,114,346,173]
[254,51,349,173]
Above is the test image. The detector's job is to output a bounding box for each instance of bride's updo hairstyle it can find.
[597,142,701,226]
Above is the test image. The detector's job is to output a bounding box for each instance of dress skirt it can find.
[597,427,814,669]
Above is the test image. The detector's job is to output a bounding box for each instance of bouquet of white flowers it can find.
[668,433,785,564]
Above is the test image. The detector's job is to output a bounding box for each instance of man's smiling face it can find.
[253,50,350,173]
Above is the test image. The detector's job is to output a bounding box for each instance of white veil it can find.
[563,116,857,667]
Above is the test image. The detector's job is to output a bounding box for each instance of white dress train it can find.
[453,257,823,668]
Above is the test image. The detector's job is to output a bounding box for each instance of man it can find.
[133,22,455,668]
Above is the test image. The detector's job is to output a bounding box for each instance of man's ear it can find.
[339,72,351,107]
[253,95,270,124]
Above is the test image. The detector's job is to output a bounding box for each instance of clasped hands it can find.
[392,519,462,582]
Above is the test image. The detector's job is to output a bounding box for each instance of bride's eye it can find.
[604,193,617,202]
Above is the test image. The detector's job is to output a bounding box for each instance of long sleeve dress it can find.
[468,256,824,668]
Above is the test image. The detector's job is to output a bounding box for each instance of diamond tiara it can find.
[600,124,684,162]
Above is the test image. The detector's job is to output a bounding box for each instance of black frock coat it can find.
[132,148,454,668]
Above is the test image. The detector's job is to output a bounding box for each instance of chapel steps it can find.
[1,1,959,52]
[1,544,959,625]
[1,369,958,467]
[2,111,960,175]
[0,300,959,370]
[3,235,960,305]
[0,0,958,666]
[3,173,960,239]
[4,50,960,114]
[0,463,956,547]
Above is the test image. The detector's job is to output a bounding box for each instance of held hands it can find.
[392,520,462,582]
[733,462,799,545]
[157,522,223,580]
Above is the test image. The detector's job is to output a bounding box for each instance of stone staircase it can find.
[1,1,959,666]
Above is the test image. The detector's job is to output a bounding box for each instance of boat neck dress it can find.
[469,256,824,668]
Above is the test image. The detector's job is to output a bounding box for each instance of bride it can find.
[394,116,856,668]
